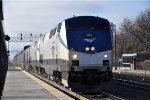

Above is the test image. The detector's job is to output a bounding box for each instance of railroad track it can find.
[22,68,123,100]
[82,92,125,100]
[113,78,150,91]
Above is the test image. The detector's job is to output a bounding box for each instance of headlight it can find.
[85,47,90,51]
[104,54,108,58]
[91,47,95,51]
[73,54,77,59]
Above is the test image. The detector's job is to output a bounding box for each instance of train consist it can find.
[14,16,113,92]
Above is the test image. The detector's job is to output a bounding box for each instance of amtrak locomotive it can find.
[14,16,113,92]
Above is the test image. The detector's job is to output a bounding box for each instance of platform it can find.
[1,66,73,100]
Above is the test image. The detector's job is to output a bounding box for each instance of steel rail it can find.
[113,78,150,91]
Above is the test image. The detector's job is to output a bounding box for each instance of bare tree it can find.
[116,9,150,54]
[134,10,150,51]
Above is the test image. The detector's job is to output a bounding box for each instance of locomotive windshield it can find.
[65,16,110,32]
[66,22,109,32]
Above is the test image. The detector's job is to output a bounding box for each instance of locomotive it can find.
[14,16,113,92]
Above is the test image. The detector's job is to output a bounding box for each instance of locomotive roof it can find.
[65,16,109,23]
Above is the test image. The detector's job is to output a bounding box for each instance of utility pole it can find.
[114,24,117,70]
[110,23,117,70]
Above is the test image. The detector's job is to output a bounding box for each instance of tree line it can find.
[116,9,150,58]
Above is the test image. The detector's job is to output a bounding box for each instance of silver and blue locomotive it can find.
[14,16,113,92]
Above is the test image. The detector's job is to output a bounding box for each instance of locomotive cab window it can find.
[49,28,56,39]
[57,23,62,32]
[66,22,109,32]
[89,23,108,31]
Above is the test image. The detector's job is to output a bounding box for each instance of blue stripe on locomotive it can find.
[65,16,112,53]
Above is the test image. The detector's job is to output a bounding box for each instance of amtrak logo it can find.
[84,38,96,43]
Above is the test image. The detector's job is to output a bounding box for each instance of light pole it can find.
[110,23,117,70]
[114,24,117,70]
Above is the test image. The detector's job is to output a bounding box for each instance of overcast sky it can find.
[3,0,150,60]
